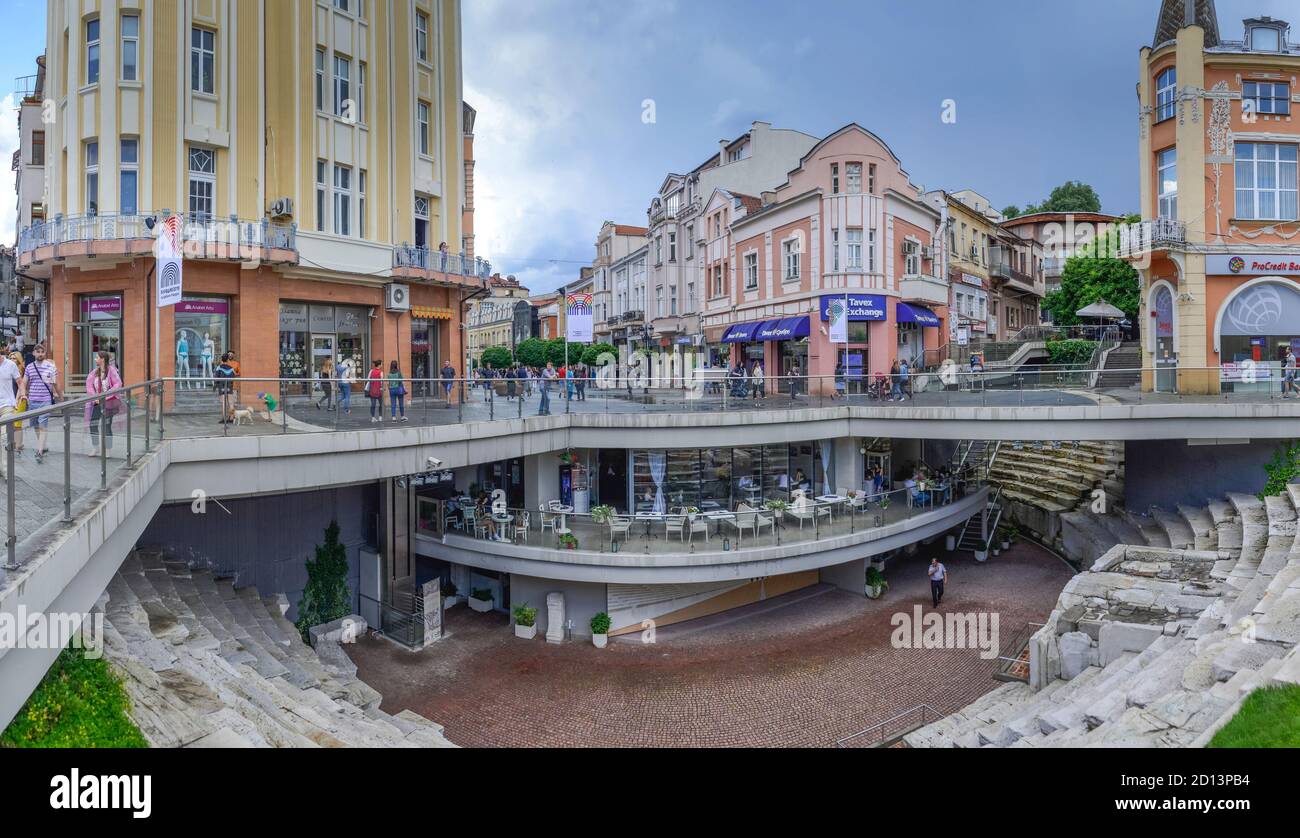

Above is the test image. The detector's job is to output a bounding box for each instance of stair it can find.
[103,550,453,748]
[1096,342,1141,389]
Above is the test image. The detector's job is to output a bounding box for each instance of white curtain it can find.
[649,451,667,515]
[821,441,832,496]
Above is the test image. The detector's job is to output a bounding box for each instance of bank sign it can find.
[818,294,887,321]
[1207,254,1300,276]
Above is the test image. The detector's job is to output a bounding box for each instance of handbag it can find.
[30,361,59,404]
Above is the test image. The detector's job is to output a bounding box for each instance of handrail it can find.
[836,703,941,747]
[17,212,297,256]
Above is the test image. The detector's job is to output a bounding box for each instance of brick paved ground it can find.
[345,541,1074,747]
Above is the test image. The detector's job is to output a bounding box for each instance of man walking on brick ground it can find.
[928,556,947,607]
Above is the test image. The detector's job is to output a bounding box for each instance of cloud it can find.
[0,94,18,245]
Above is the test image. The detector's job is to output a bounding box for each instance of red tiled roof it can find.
[733,193,763,214]
[613,224,648,236]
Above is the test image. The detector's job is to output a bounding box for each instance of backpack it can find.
[214,364,235,395]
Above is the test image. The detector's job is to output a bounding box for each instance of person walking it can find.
[789,362,803,400]
[506,364,518,400]
[24,342,61,463]
[85,351,124,455]
[441,360,456,405]
[928,556,947,607]
[575,361,588,401]
[751,361,765,399]
[316,357,336,410]
[336,357,353,414]
[388,361,407,421]
[899,358,911,401]
[518,364,532,400]
[1283,347,1297,399]
[889,360,903,401]
[539,361,556,416]
[0,349,24,474]
[366,359,385,422]
[5,351,27,460]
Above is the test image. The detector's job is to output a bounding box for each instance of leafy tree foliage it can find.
[295,521,352,643]
[478,346,513,369]
[514,338,550,368]
[1041,251,1140,326]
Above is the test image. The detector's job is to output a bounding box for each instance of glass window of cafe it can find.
[174,296,230,379]
[279,302,370,387]
[629,444,829,513]
[74,294,124,384]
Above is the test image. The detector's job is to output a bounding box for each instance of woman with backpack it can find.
[366,359,385,422]
[388,360,408,421]
[86,351,124,455]
[336,357,353,414]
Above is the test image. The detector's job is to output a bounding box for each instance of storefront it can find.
[629,443,833,514]
[70,293,124,387]
[895,302,942,368]
[410,306,448,397]
[757,318,811,391]
[174,296,230,385]
[1211,270,1300,393]
[278,301,371,391]
[819,293,885,390]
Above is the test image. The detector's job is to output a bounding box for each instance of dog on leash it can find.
[231,407,255,425]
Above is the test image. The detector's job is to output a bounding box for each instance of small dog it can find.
[231,407,254,425]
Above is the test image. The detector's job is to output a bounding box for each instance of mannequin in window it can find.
[201,332,215,380]
[176,334,190,388]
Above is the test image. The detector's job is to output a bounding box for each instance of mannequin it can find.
[176,334,190,388]
[201,332,215,380]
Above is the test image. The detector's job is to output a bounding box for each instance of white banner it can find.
[565,293,593,343]
[828,295,849,344]
[156,215,183,308]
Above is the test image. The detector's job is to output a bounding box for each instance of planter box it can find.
[592,633,608,649]
[974,550,988,563]
[514,624,537,640]
[469,597,493,613]
[444,596,463,609]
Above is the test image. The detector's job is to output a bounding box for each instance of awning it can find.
[755,316,810,341]
[896,303,941,327]
[721,320,763,343]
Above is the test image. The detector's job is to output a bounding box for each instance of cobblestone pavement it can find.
[345,541,1074,747]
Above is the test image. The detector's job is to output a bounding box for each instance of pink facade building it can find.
[700,124,946,393]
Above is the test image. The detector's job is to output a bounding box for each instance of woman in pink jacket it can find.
[85,351,124,455]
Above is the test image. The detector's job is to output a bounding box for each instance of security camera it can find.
[426,456,443,469]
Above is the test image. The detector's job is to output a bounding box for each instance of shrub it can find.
[1259,441,1300,501]
[295,521,352,644]
[865,567,888,590]
[590,612,612,635]
[589,504,614,524]
[512,604,538,627]
[441,579,458,598]
[1,645,147,748]
[1045,339,1097,367]
[557,532,579,550]
[478,346,513,370]
[470,588,493,602]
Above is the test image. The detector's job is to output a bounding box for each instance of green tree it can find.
[1032,180,1102,214]
[479,346,513,369]
[545,337,569,367]
[1001,205,1022,219]
[514,337,549,368]
[1042,253,1140,326]
[580,342,618,366]
[295,521,352,643]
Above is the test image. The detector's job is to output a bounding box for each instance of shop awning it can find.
[896,303,941,327]
[755,316,810,341]
[720,320,763,343]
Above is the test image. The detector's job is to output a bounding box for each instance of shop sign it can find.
[1220,362,1273,382]
[1207,254,1300,276]
[960,273,984,288]
[279,303,309,331]
[818,294,886,321]
[335,307,364,332]
[310,305,336,332]
[176,298,229,315]
[82,296,123,319]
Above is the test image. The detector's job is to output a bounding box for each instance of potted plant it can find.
[512,603,538,640]
[684,505,700,521]
[590,504,614,525]
[557,532,579,550]
[879,494,892,510]
[441,579,462,609]
[590,611,611,648]
[1000,522,1019,551]
[764,499,789,513]
[469,587,494,613]
[865,567,889,600]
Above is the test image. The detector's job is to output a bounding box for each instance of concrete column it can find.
[834,438,861,494]
[523,452,559,512]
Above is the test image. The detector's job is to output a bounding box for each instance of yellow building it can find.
[18,0,484,392]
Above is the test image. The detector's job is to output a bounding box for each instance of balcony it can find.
[899,273,949,306]
[1117,219,1186,259]
[16,212,298,269]
[989,262,1040,295]
[392,246,493,283]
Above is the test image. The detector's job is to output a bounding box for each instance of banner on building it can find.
[565,293,594,343]
[828,296,849,343]
[156,215,184,308]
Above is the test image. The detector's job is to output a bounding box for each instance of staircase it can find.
[102,548,454,748]
[956,486,1003,554]
[1096,341,1142,389]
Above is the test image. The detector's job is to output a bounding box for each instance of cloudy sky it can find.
[0,1,1294,286]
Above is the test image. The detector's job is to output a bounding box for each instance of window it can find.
[655,237,663,264]
[417,101,430,156]
[333,55,351,117]
[904,240,920,275]
[656,287,663,317]
[120,139,138,216]
[1155,67,1176,122]
[830,163,839,194]
[832,229,840,271]
[783,238,800,279]
[333,164,352,235]
[359,169,367,238]
[846,228,862,270]
[414,195,429,248]
[121,15,139,81]
[868,229,877,272]
[868,163,877,195]
[670,284,678,315]
[1235,142,1298,220]
[1157,147,1177,219]
[846,162,862,194]
[31,131,44,166]
[357,62,367,122]
[191,28,215,94]
[188,146,216,219]
[416,13,429,62]
[84,141,99,215]
[668,231,676,262]
[1244,81,1290,116]
[316,160,327,232]
[86,19,101,85]
[744,253,757,289]
[1249,25,1282,52]
[314,49,325,111]
[686,224,694,256]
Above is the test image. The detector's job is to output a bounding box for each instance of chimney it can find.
[761,191,776,206]
[719,139,729,161]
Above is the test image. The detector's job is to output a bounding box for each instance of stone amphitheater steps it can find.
[1177,505,1219,551]
[103,552,453,748]
[1150,508,1196,549]
[1122,511,1172,548]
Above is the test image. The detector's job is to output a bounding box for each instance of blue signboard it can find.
[818,294,887,321]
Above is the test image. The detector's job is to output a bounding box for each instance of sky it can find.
[0,0,1294,288]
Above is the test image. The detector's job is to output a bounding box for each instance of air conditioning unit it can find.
[269,197,295,219]
[921,245,935,260]
[385,283,411,312]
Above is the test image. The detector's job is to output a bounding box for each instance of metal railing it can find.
[995,621,1045,683]
[836,704,941,748]
[1117,218,1186,258]
[392,245,493,278]
[17,212,297,256]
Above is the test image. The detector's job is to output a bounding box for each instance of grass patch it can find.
[1208,684,1300,749]
[1,645,147,748]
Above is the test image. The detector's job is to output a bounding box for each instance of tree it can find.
[545,337,569,367]
[295,521,351,643]
[1032,181,1102,214]
[580,342,617,366]
[1001,205,1022,219]
[514,337,549,368]
[1041,253,1140,326]
[479,346,513,369]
